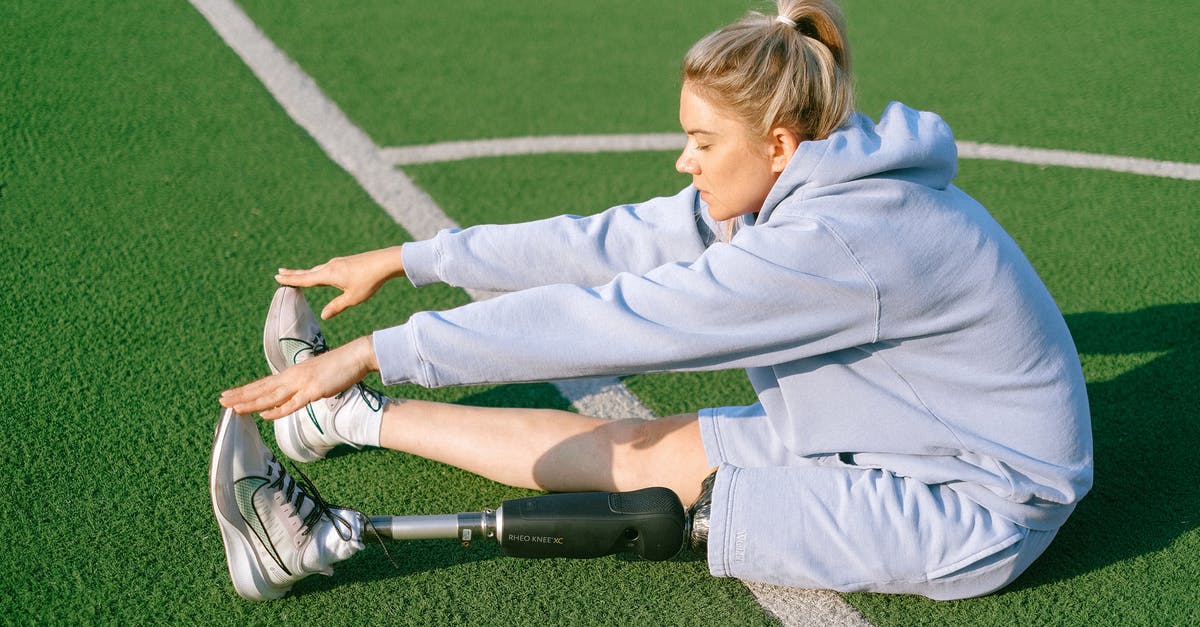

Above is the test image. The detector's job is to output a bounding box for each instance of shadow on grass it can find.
[294,536,710,597]
[291,539,504,596]
[1006,302,1200,591]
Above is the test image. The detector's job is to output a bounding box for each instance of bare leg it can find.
[379,399,712,506]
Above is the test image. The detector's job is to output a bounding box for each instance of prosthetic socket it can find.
[684,469,717,552]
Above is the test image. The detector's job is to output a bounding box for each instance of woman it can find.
[216,0,1092,601]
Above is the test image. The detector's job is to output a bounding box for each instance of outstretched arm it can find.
[271,188,704,317]
[402,188,708,293]
[374,219,880,388]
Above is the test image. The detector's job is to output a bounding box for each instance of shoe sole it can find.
[209,408,288,601]
[274,408,325,463]
[262,286,332,463]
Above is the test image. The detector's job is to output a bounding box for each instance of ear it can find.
[768,126,800,174]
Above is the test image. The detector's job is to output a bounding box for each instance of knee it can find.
[602,416,683,455]
[604,420,661,488]
[601,415,706,499]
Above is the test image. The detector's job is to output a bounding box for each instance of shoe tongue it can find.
[303,509,365,572]
[327,509,365,558]
[285,472,319,525]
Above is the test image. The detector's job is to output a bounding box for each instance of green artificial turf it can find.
[235,0,752,145]
[3,0,1197,625]
[0,1,771,624]
[840,0,1200,163]
[235,0,1200,163]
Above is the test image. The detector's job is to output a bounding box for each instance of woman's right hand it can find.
[275,245,406,319]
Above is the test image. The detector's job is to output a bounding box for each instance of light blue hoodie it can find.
[375,103,1092,540]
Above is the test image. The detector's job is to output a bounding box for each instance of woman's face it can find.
[676,84,783,223]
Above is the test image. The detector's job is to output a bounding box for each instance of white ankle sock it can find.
[344,407,382,448]
[332,388,384,449]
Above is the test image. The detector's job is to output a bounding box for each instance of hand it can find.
[220,336,379,420]
[275,246,406,319]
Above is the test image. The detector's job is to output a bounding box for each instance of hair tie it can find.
[776,15,797,28]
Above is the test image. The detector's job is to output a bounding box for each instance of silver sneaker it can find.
[274,381,386,462]
[263,286,385,462]
[263,286,326,375]
[210,408,364,600]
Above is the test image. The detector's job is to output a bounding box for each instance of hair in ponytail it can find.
[682,0,854,142]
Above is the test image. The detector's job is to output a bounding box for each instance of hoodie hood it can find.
[757,102,959,223]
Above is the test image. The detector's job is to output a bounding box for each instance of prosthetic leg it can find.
[212,407,695,601]
[367,487,686,561]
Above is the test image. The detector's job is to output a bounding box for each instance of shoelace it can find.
[267,456,398,567]
[266,456,355,541]
[310,332,387,412]
[354,383,386,412]
[309,330,330,355]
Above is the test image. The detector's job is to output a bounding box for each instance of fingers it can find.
[258,394,309,421]
[220,387,303,420]
[275,266,326,287]
[219,373,310,419]
[219,376,274,409]
[320,294,353,320]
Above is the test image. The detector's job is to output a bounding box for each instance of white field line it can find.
[381,134,687,165]
[955,141,1200,180]
[189,0,656,424]
[384,135,1200,182]
[189,1,863,624]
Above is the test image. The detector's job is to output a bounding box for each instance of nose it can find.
[676,151,699,175]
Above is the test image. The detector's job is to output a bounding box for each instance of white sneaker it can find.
[263,286,326,375]
[275,381,386,462]
[263,286,385,462]
[210,408,365,601]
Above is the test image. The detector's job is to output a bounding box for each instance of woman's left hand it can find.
[219,336,379,420]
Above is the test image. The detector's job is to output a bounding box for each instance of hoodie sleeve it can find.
[401,187,710,292]
[374,216,880,387]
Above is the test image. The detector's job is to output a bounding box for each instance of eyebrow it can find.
[685,129,718,136]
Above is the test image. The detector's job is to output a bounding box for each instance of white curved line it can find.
[382,134,687,166]
[383,135,1200,182]
[955,141,1200,180]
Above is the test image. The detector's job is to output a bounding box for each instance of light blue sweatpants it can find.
[698,403,1058,600]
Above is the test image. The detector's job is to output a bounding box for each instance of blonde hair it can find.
[682,0,854,142]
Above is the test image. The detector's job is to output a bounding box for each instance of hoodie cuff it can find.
[401,240,440,287]
[372,325,422,386]
[706,464,738,578]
